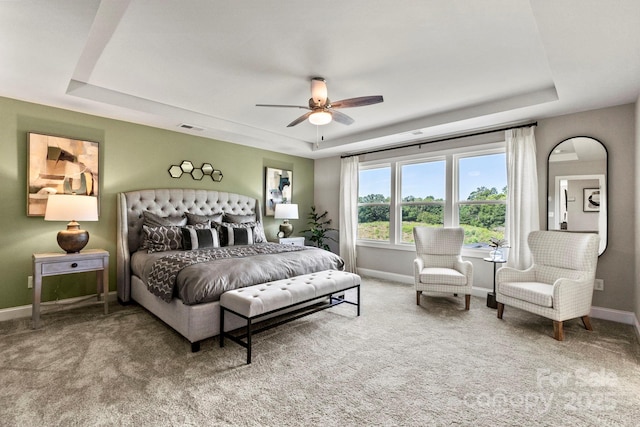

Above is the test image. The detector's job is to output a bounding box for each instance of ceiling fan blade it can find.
[329,109,354,125]
[287,111,313,127]
[256,104,310,110]
[330,95,384,109]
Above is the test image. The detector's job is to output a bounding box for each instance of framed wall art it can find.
[583,188,600,212]
[27,132,99,216]
[264,167,292,216]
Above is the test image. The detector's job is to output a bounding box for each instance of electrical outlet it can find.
[27,276,33,289]
[594,278,604,291]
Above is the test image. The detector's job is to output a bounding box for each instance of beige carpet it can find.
[1,277,639,426]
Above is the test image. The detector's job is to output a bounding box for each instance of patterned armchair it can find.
[496,230,599,340]
[413,227,473,310]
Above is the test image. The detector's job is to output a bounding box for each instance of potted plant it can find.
[301,206,337,251]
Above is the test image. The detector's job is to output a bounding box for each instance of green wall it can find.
[0,96,314,310]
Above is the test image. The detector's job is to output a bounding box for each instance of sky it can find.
[359,153,506,200]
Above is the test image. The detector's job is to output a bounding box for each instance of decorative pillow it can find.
[218,221,266,244]
[252,222,267,243]
[143,211,187,227]
[186,212,223,225]
[223,213,256,224]
[218,223,254,246]
[143,225,183,253]
[140,211,187,250]
[182,227,220,250]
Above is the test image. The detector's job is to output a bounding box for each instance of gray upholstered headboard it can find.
[116,189,262,302]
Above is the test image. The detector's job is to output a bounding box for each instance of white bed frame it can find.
[116,188,263,351]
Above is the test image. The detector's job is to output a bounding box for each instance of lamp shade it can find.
[274,203,298,220]
[44,195,98,222]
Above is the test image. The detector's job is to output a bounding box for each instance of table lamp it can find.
[44,195,98,253]
[274,203,298,238]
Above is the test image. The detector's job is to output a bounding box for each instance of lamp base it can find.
[57,221,89,253]
[279,221,294,238]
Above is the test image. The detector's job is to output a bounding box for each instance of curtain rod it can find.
[340,121,538,159]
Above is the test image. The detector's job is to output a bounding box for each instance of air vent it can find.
[178,123,205,131]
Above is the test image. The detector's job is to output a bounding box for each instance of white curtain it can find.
[505,126,540,269]
[339,156,359,273]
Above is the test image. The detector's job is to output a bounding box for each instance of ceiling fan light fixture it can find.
[310,77,328,105]
[308,110,332,126]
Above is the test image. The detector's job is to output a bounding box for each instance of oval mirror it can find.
[547,136,607,255]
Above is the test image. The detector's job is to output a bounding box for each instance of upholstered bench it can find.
[220,270,361,364]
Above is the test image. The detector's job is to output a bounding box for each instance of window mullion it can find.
[390,163,398,244]
[444,155,454,227]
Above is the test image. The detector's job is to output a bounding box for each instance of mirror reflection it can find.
[547,137,607,255]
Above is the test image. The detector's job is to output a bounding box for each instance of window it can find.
[457,153,507,247]
[358,166,391,241]
[357,146,507,250]
[400,160,445,243]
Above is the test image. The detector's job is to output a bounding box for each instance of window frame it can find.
[357,143,506,258]
[357,163,393,243]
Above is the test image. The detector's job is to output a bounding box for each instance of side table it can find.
[277,236,305,246]
[483,257,507,309]
[32,249,109,329]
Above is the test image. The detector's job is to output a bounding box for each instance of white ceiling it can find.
[1,1,639,159]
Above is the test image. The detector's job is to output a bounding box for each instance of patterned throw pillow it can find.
[182,227,220,250]
[219,224,255,246]
[143,225,183,253]
[140,211,187,250]
[185,212,223,225]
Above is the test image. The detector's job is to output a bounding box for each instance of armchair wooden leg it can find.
[581,316,593,331]
[464,294,470,310]
[553,321,564,341]
[497,303,504,319]
[416,291,422,305]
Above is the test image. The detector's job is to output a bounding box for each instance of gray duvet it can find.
[131,243,345,305]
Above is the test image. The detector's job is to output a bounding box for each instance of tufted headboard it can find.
[116,189,262,302]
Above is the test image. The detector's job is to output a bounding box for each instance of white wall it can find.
[313,156,341,254]
[315,103,637,312]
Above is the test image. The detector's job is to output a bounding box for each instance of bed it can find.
[116,188,344,351]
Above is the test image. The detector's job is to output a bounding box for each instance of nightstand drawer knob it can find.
[71,263,78,268]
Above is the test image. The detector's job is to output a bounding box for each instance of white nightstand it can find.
[32,249,109,329]
[278,237,306,246]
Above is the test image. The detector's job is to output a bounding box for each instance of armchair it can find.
[413,227,473,310]
[496,230,599,340]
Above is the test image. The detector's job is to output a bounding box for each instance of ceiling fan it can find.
[256,77,383,127]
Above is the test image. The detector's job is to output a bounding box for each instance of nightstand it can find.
[32,249,109,329]
[278,237,305,246]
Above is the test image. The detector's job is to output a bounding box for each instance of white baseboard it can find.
[357,268,640,333]
[0,292,117,323]
[357,268,414,285]
[356,268,491,298]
